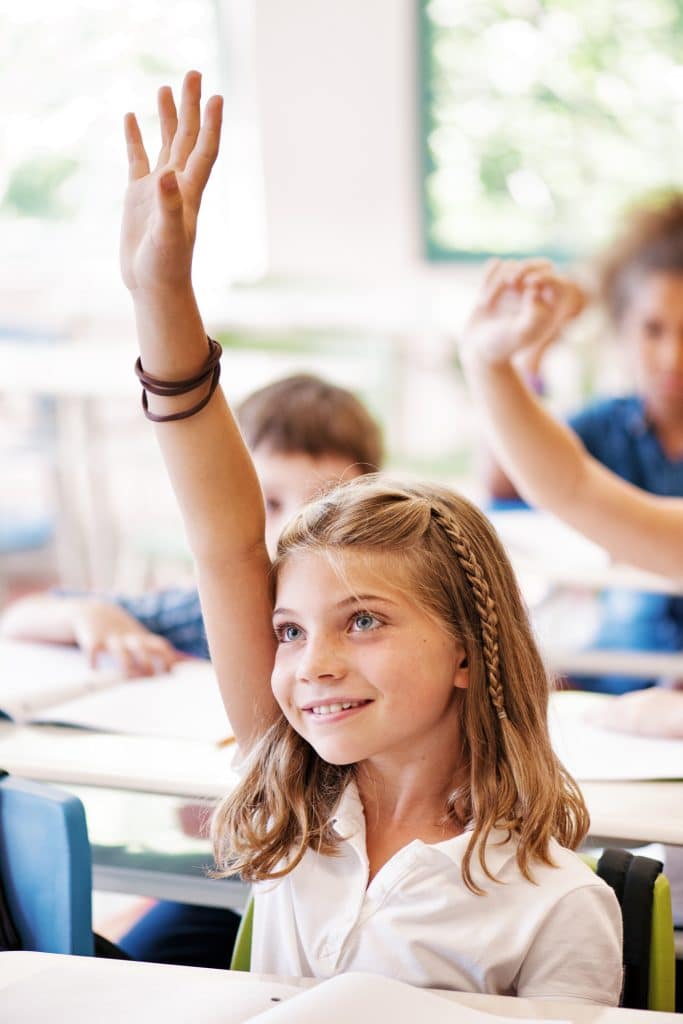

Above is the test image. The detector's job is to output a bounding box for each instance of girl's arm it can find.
[121,71,278,747]
[460,260,683,581]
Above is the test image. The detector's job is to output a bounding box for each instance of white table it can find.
[0,952,677,1024]
[0,715,681,911]
[489,509,683,596]
[0,720,244,908]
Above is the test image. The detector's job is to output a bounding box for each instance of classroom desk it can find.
[488,508,683,682]
[0,952,677,1024]
[0,720,245,909]
[0,716,681,911]
[582,782,683,847]
[489,509,683,596]
[0,720,681,839]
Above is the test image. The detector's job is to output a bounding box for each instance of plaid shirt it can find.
[116,588,209,659]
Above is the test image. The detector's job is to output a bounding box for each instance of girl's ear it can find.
[453,648,469,690]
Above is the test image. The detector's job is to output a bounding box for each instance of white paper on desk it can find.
[249,973,565,1024]
[0,639,233,743]
[31,659,233,743]
[0,957,572,1024]
[0,639,118,717]
[549,691,683,781]
[0,956,300,1024]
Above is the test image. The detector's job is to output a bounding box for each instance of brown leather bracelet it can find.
[135,336,223,422]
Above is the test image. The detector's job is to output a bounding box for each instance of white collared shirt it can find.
[252,782,623,1003]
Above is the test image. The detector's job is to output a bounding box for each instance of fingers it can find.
[154,168,187,245]
[485,259,575,319]
[86,633,181,678]
[124,112,151,182]
[170,69,202,169]
[111,634,181,678]
[128,71,222,198]
[184,93,223,197]
[479,258,516,309]
[156,85,178,170]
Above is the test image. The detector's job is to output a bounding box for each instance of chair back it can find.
[0,773,93,954]
[583,848,675,1012]
[230,896,254,971]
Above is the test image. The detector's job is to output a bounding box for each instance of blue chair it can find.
[0,773,93,954]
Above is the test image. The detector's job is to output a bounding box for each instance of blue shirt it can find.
[567,396,683,692]
[568,395,683,497]
[115,588,209,660]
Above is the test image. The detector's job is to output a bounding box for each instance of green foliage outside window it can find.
[420,0,683,260]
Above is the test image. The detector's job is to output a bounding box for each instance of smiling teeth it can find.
[311,701,363,716]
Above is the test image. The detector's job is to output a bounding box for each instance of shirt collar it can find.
[331,779,366,845]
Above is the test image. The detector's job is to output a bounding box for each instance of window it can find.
[1,0,264,330]
[420,0,683,260]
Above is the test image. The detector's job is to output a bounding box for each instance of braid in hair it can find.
[429,505,507,721]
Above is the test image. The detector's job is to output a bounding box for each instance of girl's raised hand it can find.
[463,259,584,367]
[120,71,223,296]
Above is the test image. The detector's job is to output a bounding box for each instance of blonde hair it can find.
[212,477,588,892]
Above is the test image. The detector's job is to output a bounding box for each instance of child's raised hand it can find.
[462,259,584,367]
[121,71,223,296]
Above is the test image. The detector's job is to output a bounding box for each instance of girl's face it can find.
[620,271,683,419]
[270,548,469,771]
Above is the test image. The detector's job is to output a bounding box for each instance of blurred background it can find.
[3,0,683,601]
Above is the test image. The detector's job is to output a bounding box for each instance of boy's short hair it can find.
[235,374,383,472]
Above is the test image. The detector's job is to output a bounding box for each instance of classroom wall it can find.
[253,0,422,282]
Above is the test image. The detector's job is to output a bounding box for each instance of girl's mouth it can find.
[303,699,372,721]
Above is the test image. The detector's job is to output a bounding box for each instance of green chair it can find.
[231,850,676,1012]
[230,896,254,972]
[582,849,675,1012]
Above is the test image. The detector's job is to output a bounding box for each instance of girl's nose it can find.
[296,635,346,683]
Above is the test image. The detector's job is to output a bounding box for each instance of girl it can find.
[122,72,621,1000]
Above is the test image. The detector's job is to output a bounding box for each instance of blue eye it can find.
[277,624,303,643]
[352,612,378,632]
